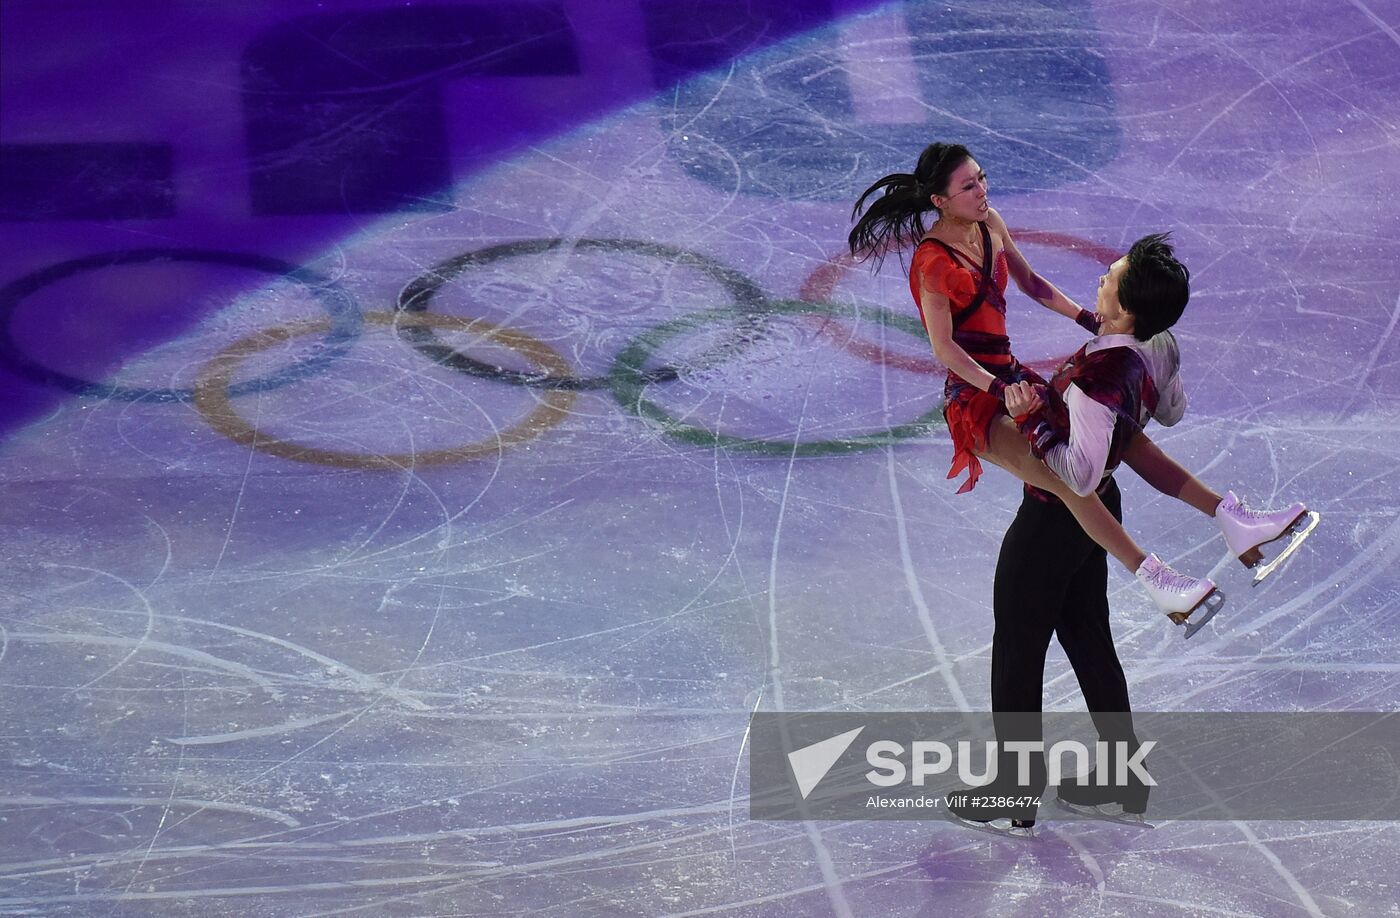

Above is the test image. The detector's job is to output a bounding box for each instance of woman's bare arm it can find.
[919,277,1005,396]
[987,207,1086,323]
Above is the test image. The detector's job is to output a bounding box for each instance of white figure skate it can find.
[1215,491,1320,586]
[1135,553,1224,639]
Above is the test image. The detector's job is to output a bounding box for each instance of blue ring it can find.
[0,248,362,403]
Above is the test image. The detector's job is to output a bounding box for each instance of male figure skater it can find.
[946,234,1194,836]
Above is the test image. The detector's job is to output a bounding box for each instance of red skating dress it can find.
[909,227,1048,493]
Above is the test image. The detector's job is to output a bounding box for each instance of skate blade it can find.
[1251,512,1321,586]
[1180,589,1225,640]
[1237,507,1308,568]
[945,809,1038,840]
[1054,798,1155,828]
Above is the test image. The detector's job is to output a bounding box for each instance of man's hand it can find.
[1004,381,1043,418]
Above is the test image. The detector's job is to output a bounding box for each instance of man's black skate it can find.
[1055,766,1152,827]
[943,791,1039,840]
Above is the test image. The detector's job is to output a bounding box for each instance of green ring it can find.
[608,298,944,457]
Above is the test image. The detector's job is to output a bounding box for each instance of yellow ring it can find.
[193,311,575,469]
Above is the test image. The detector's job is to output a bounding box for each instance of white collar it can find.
[1084,333,1140,355]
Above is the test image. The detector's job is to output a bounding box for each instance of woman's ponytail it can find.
[848,142,971,270]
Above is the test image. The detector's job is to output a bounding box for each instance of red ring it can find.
[800,228,1117,377]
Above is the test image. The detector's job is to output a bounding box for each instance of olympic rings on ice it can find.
[608,298,943,458]
[396,237,770,391]
[0,248,361,403]
[4,234,1043,468]
[193,311,574,470]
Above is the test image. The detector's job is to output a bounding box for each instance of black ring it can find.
[0,249,362,403]
[608,298,943,457]
[395,237,770,391]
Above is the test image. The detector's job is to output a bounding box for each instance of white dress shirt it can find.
[1039,331,1186,496]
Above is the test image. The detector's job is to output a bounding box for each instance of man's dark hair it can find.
[1120,232,1190,341]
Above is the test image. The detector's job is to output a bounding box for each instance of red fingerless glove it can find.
[1075,308,1102,334]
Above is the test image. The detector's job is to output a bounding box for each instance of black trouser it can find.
[989,479,1139,805]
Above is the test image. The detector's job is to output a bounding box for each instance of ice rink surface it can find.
[1,0,1399,914]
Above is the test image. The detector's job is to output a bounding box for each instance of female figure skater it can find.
[849,142,1310,633]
